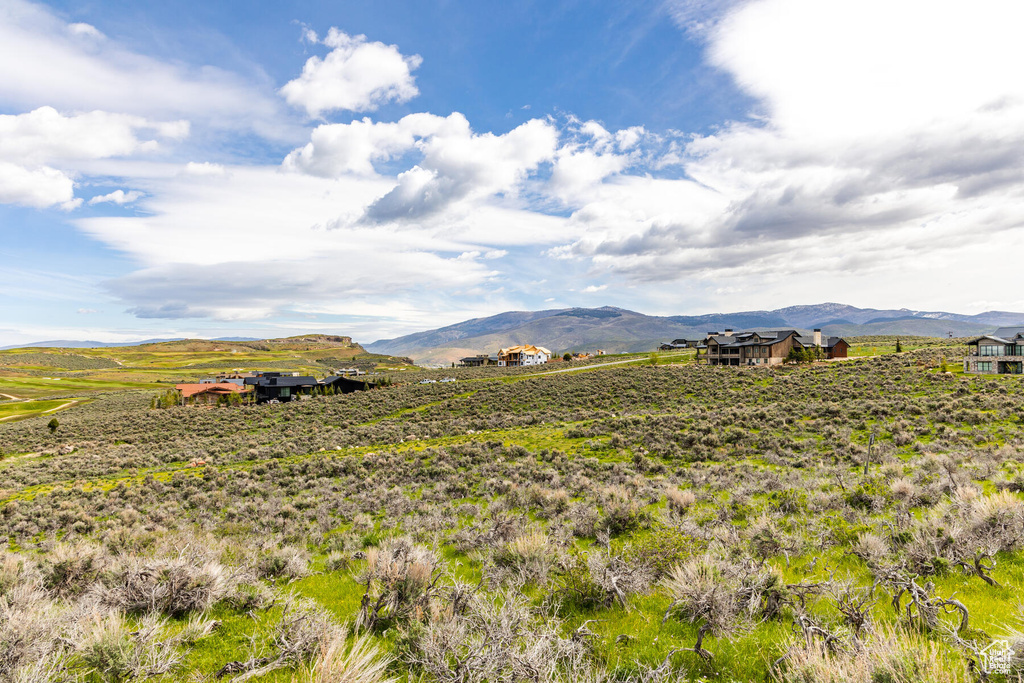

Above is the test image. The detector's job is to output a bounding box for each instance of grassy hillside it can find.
[1,339,1021,681]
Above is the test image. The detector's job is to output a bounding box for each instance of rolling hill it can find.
[366,303,1024,364]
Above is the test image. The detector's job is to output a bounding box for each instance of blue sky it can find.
[2,0,1024,346]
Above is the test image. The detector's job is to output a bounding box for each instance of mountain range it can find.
[6,304,1022,364]
[365,303,1024,364]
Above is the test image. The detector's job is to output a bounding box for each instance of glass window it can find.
[978,362,992,372]
[980,345,1004,356]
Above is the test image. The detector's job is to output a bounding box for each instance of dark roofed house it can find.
[244,374,319,402]
[459,354,498,367]
[699,328,848,366]
[659,338,700,350]
[964,327,1024,374]
[320,375,373,394]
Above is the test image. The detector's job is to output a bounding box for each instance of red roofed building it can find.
[174,382,252,405]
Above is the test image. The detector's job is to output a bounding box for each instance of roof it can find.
[795,335,847,348]
[322,375,368,386]
[966,334,1014,346]
[175,383,251,399]
[244,376,318,387]
[992,326,1024,340]
[705,330,801,347]
[498,345,551,356]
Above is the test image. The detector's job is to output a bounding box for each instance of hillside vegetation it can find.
[0,335,413,401]
[1,339,1022,681]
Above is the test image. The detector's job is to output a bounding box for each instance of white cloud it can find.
[282,113,464,177]
[76,308,99,314]
[552,0,1024,312]
[0,107,188,165]
[182,162,226,177]
[582,284,607,293]
[0,161,78,209]
[73,163,505,320]
[0,0,285,136]
[66,22,103,39]
[280,28,422,117]
[88,189,143,205]
[363,117,559,223]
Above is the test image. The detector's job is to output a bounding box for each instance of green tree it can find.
[895,338,903,353]
[47,417,59,434]
[563,352,572,362]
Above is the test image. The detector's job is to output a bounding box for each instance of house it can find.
[320,375,374,394]
[659,338,701,350]
[964,327,1024,374]
[459,354,499,367]
[243,373,320,402]
[174,382,252,405]
[497,345,551,366]
[796,331,849,359]
[698,329,849,366]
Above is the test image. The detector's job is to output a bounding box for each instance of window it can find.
[979,345,1004,356]
[977,362,992,373]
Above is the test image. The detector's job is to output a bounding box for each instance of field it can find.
[1,338,1022,682]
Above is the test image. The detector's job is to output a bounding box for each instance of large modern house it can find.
[964,327,1024,374]
[243,372,320,402]
[698,329,849,366]
[497,345,551,366]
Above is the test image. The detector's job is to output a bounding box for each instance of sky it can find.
[2,0,1024,346]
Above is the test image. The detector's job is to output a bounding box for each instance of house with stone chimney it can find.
[698,328,849,366]
[964,327,1024,374]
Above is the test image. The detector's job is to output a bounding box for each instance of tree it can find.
[47,417,59,434]
[563,352,572,362]
[895,338,903,353]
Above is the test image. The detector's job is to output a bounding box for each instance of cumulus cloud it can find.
[280,28,422,117]
[0,107,187,209]
[282,112,464,177]
[363,117,559,223]
[0,161,78,209]
[0,107,188,165]
[88,189,143,205]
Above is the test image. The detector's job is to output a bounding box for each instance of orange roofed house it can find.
[174,382,252,405]
[496,345,552,367]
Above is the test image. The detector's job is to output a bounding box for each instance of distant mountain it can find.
[366,303,1024,364]
[0,338,184,350]
[1,336,273,351]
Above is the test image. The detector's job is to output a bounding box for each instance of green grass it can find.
[0,397,83,422]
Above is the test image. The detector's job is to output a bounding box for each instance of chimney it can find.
[813,329,822,346]
[724,329,733,337]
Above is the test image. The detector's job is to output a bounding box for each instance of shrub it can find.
[100,557,231,617]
